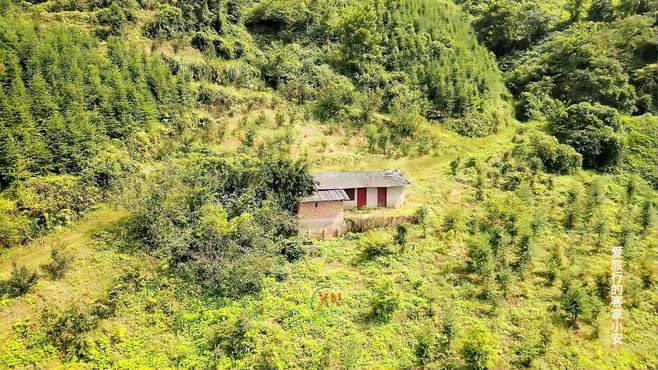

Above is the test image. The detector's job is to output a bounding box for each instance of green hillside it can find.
[1,0,657,368]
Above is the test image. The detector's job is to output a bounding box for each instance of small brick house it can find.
[298,170,411,237]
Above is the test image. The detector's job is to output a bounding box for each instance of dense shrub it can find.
[588,0,615,22]
[96,3,129,35]
[461,325,498,370]
[467,233,493,278]
[0,264,39,298]
[360,233,392,257]
[210,317,255,360]
[81,143,135,191]
[42,306,98,355]
[415,326,437,365]
[128,153,313,297]
[281,241,307,262]
[0,198,30,247]
[371,278,400,321]
[12,175,98,232]
[41,247,74,280]
[525,131,582,174]
[143,5,184,39]
[549,102,626,169]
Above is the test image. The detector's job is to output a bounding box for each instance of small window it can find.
[344,188,355,201]
[315,202,318,207]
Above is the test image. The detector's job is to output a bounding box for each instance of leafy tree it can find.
[561,281,586,327]
[514,235,532,275]
[450,157,460,176]
[565,0,585,22]
[337,4,382,74]
[473,0,516,56]
[508,23,638,114]
[128,154,313,297]
[588,0,615,22]
[97,2,129,35]
[467,233,493,279]
[473,1,551,57]
[616,0,655,16]
[371,278,400,321]
[394,224,408,250]
[144,5,184,39]
[525,131,582,174]
[42,306,99,355]
[549,103,626,169]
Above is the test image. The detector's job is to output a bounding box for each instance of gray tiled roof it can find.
[301,189,350,203]
[314,169,411,189]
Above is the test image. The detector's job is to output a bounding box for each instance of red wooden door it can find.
[357,188,367,208]
[377,187,387,207]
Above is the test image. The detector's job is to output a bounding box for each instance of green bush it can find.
[82,143,135,191]
[210,317,255,360]
[191,30,218,54]
[467,233,493,278]
[0,197,30,247]
[281,241,307,262]
[527,131,582,174]
[96,3,129,35]
[128,153,313,297]
[514,235,532,275]
[360,233,392,257]
[40,247,74,280]
[461,325,498,370]
[371,278,400,321]
[561,280,587,328]
[549,102,626,169]
[394,224,408,249]
[415,326,437,365]
[42,306,98,355]
[144,5,184,39]
[12,175,98,232]
[473,0,552,57]
[621,114,658,188]
[0,264,39,298]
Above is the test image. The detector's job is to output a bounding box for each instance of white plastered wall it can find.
[386,186,405,208]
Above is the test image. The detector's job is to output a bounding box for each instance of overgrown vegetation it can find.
[0,0,657,368]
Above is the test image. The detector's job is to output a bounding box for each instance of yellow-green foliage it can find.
[0,0,657,368]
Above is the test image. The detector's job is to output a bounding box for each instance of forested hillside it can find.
[0,0,656,368]
[461,0,657,181]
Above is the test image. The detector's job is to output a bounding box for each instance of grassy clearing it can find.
[0,207,128,341]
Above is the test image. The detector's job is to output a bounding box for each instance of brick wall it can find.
[297,201,345,237]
